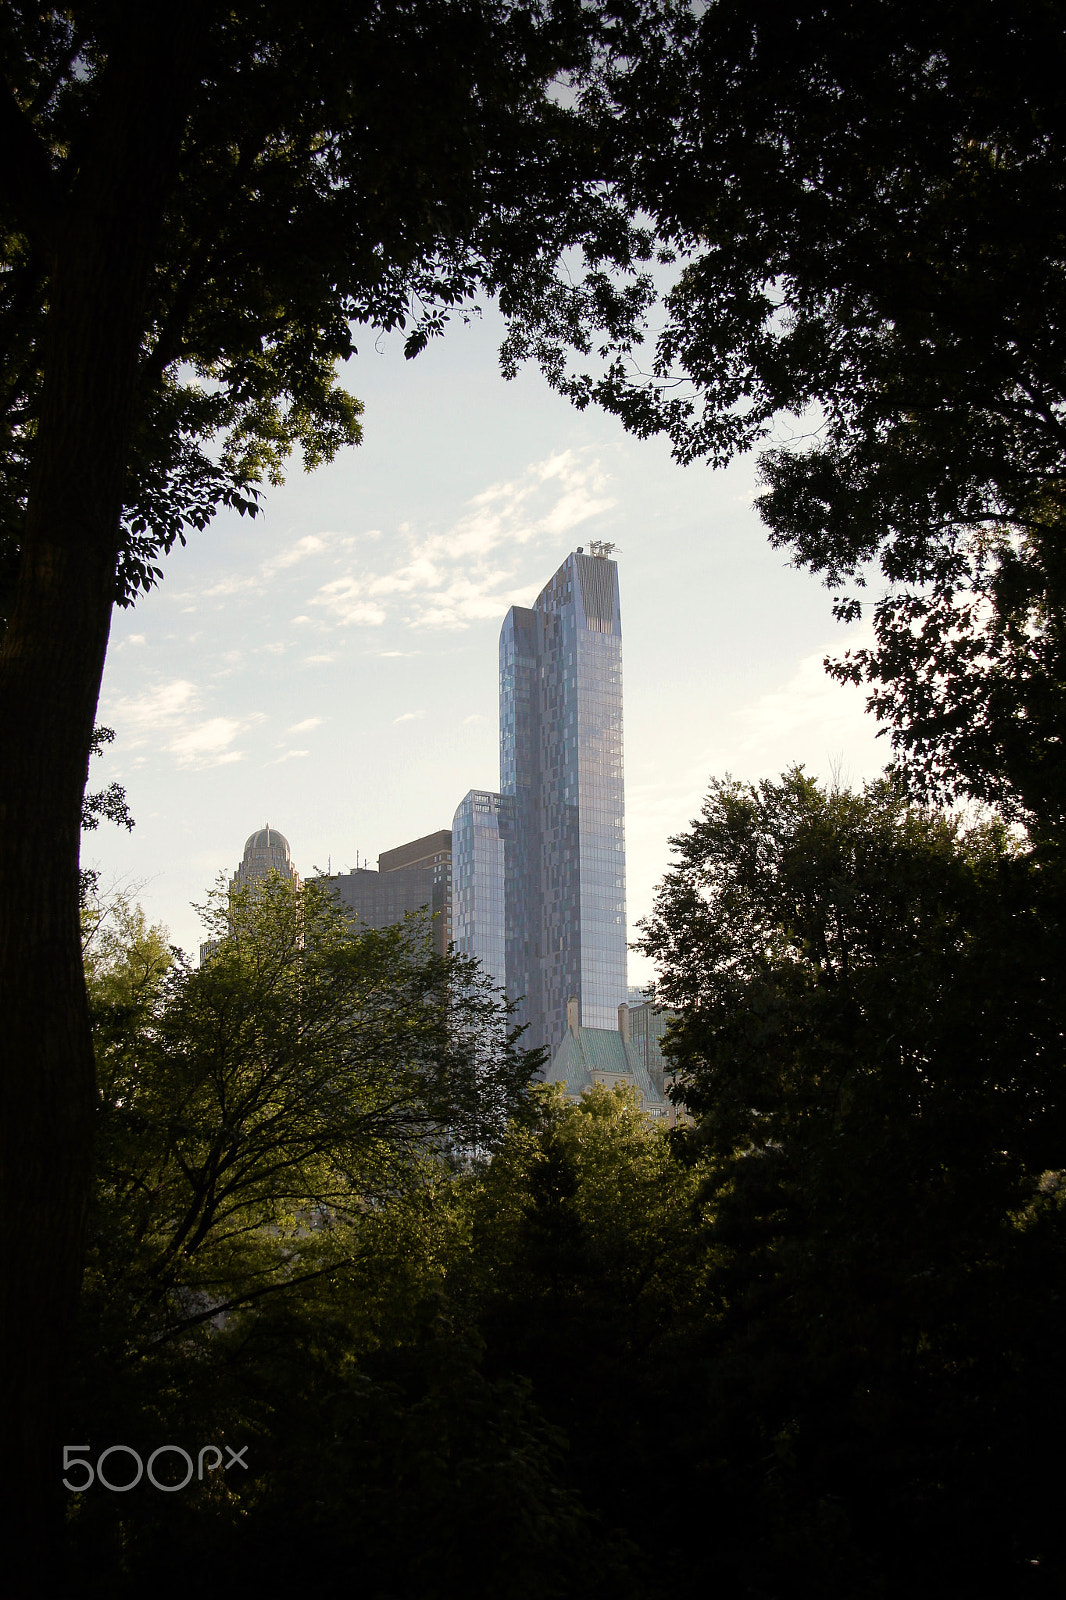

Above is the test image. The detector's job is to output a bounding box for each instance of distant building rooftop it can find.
[544,996,678,1122]
[243,825,291,857]
[232,823,300,895]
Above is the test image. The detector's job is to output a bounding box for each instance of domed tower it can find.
[231,825,301,894]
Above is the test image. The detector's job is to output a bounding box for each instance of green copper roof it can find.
[546,1025,668,1113]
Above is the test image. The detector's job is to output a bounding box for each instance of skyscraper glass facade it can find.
[451,548,624,1058]
[451,789,510,990]
[520,549,625,1048]
[452,547,627,1055]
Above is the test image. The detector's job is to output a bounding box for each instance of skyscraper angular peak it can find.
[454,547,627,1057]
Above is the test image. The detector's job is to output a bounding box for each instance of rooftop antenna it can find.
[588,540,619,560]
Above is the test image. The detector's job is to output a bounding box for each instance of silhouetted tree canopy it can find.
[512,1,1066,829]
[1,0,660,623]
[0,6,662,1569]
[632,767,1066,1594]
[7,7,1066,1589]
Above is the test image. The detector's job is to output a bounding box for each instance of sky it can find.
[87,304,889,988]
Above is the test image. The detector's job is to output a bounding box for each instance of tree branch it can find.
[139,134,271,392]
[0,81,63,250]
[131,1254,361,1353]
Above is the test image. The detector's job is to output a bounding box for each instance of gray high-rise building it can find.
[231,825,301,893]
[324,828,453,954]
[200,824,301,963]
[453,543,626,1056]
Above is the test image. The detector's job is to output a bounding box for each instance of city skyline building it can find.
[545,996,670,1119]
[452,790,510,989]
[453,543,627,1057]
[231,824,301,895]
[379,828,453,956]
[619,996,685,1124]
[200,824,302,962]
[323,827,453,953]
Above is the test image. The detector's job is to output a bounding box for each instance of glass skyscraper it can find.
[452,790,510,989]
[454,544,626,1056]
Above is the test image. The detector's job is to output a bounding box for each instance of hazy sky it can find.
[87,305,888,987]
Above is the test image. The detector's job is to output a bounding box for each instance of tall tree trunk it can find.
[0,15,204,1583]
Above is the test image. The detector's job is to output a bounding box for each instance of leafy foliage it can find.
[638,767,1066,1260]
[1,6,668,1570]
[71,907,678,1597]
[81,892,172,1012]
[635,766,1066,1593]
[68,854,1066,1595]
[71,1169,606,1600]
[82,876,541,1361]
[509,1,1066,827]
[80,728,133,836]
[78,726,135,906]
[0,1,661,628]
[464,1081,707,1351]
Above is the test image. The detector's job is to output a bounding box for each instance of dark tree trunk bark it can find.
[0,13,206,1585]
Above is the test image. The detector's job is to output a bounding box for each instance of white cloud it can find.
[289,717,323,733]
[308,448,616,634]
[264,534,325,573]
[173,531,344,608]
[393,710,425,724]
[733,635,878,762]
[271,748,309,764]
[311,577,388,627]
[110,679,198,743]
[199,573,262,599]
[462,713,486,725]
[167,717,243,766]
[212,650,245,675]
[102,679,254,770]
